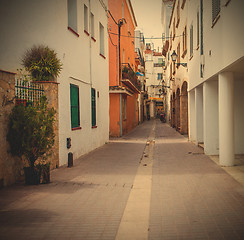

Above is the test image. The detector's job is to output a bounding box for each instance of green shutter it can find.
[91,88,96,127]
[70,84,80,128]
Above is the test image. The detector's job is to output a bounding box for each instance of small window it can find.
[212,0,220,23]
[70,84,80,129]
[177,43,180,68]
[68,0,77,32]
[99,22,105,56]
[123,97,127,120]
[190,24,193,57]
[91,88,96,127]
[84,4,89,33]
[182,25,187,58]
[197,10,200,48]
[176,1,180,28]
[90,12,95,38]
[157,73,163,80]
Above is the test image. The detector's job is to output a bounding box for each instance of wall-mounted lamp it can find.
[171,50,187,68]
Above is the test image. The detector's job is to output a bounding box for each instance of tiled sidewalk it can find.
[149,121,244,240]
[0,120,244,240]
[0,122,151,240]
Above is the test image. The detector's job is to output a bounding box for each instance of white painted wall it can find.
[0,0,109,166]
[234,79,244,154]
[203,79,219,155]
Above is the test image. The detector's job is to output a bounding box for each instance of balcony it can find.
[122,63,141,93]
[154,62,165,67]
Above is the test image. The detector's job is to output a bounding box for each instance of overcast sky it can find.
[130,0,163,51]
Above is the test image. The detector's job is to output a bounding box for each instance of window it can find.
[177,43,180,68]
[173,18,175,40]
[181,0,186,9]
[190,24,193,58]
[182,26,187,58]
[123,97,127,120]
[170,32,172,49]
[197,10,200,48]
[90,12,95,39]
[176,1,180,28]
[70,84,80,129]
[157,73,163,80]
[212,0,220,24]
[68,0,78,34]
[99,22,105,57]
[91,88,96,127]
[84,4,89,34]
[122,2,124,18]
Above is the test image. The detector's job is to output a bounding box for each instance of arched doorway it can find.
[176,88,180,131]
[180,81,188,134]
[172,92,176,128]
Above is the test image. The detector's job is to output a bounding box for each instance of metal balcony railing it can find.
[121,63,141,92]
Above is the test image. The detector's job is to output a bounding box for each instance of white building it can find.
[145,44,165,118]
[135,30,146,123]
[165,0,189,134]
[188,0,244,166]
[0,0,109,166]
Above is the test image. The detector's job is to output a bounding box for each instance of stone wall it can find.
[38,81,59,169]
[0,71,59,187]
[0,70,23,187]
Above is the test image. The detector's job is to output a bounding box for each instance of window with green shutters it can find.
[91,88,96,127]
[70,84,80,129]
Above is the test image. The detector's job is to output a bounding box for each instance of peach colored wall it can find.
[108,0,138,136]
[109,94,120,136]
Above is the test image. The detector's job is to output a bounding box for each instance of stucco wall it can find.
[0,0,109,167]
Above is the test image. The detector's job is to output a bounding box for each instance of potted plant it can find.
[7,96,56,185]
[22,45,62,82]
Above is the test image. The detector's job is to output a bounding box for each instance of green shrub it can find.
[7,96,56,168]
[22,45,62,81]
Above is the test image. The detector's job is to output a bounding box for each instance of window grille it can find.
[15,79,44,106]
[91,88,96,127]
[212,0,220,23]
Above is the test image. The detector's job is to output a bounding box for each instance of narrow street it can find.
[0,120,244,240]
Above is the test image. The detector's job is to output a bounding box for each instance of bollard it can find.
[68,152,73,167]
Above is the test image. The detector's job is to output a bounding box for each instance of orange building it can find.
[108,0,140,137]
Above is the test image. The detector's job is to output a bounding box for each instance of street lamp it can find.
[171,50,187,68]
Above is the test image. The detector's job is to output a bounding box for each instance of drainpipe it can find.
[118,19,124,137]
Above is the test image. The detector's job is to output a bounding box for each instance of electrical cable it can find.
[108,31,183,40]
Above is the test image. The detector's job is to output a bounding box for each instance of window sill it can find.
[212,14,220,28]
[72,126,82,131]
[92,125,97,129]
[84,30,90,36]
[68,27,79,37]
[91,37,96,42]
[100,53,106,59]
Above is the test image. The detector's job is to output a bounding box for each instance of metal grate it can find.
[15,79,44,106]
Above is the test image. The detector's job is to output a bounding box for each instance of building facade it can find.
[166,0,189,134]
[145,44,165,119]
[165,0,244,166]
[108,0,140,137]
[187,0,244,166]
[0,0,109,168]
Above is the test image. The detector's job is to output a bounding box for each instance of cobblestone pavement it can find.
[0,120,244,240]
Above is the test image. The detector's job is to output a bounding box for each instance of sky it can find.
[130,0,163,51]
